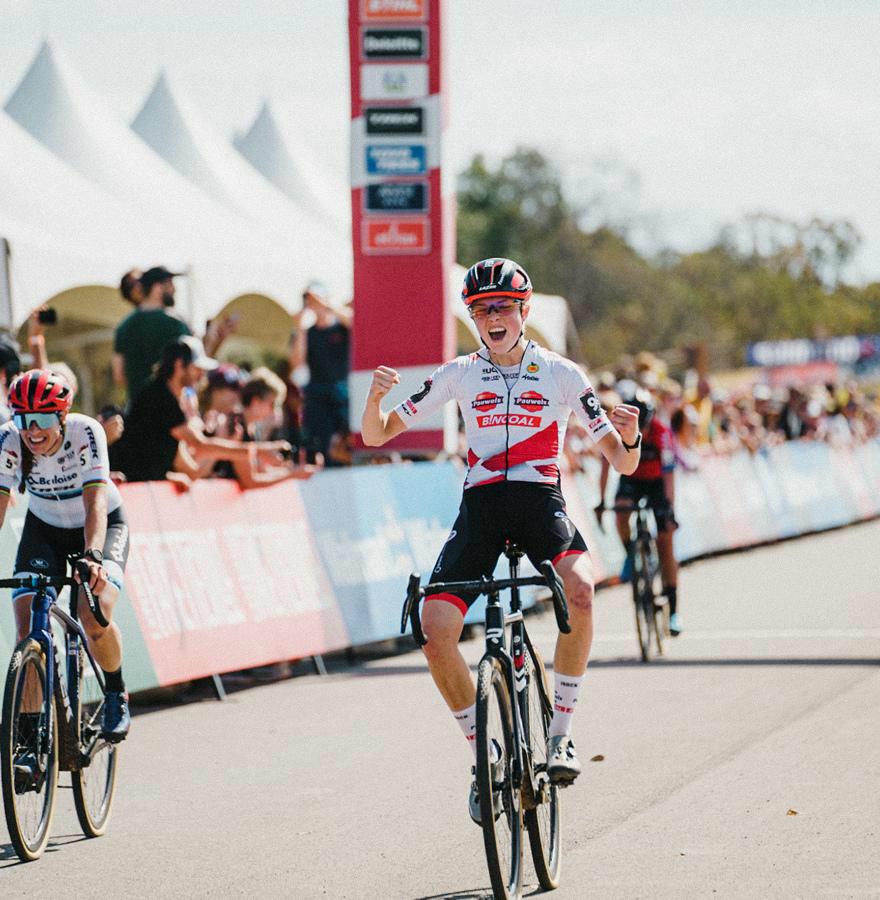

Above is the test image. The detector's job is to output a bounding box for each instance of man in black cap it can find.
[112,266,191,403]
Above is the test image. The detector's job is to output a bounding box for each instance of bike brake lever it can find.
[539,560,571,634]
[401,573,427,646]
[73,560,110,628]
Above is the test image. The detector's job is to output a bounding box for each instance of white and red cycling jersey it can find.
[393,342,614,489]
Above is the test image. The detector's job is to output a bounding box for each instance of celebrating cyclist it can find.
[0,370,131,742]
[362,258,642,823]
[598,380,681,635]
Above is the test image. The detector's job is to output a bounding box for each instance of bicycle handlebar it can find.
[400,559,571,647]
[0,554,109,629]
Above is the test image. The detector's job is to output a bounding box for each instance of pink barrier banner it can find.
[120,481,349,686]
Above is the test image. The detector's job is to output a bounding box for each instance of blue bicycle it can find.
[0,555,118,862]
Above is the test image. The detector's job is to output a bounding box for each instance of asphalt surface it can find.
[2,520,879,899]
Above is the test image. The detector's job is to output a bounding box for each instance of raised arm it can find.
[361,366,407,446]
[597,404,642,475]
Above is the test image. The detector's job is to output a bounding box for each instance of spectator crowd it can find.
[0,270,878,494]
[565,351,880,476]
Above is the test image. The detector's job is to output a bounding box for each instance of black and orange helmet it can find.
[461,258,532,307]
[8,369,73,415]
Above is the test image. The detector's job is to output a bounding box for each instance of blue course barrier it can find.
[0,442,876,691]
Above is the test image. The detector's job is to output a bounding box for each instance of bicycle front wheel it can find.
[71,645,118,837]
[476,656,522,900]
[522,645,561,890]
[1,639,59,862]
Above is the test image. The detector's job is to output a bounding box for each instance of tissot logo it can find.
[472,392,503,411]
[515,391,549,413]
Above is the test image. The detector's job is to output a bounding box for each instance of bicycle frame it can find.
[402,549,568,805]
[10,571,106,770]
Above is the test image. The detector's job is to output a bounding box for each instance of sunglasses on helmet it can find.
[13,412,61,431]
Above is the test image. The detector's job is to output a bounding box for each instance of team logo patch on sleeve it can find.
[579,388,603,420]
[408,379,432,404]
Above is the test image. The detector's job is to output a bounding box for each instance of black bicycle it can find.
[403,542,571,900]
[1,555,118,862]
[621,496,668,662]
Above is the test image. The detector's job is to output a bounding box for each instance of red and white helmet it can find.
[8,369,73,415]
[461,258,532,307]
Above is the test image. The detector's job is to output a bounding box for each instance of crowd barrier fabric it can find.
[0,443,877,693]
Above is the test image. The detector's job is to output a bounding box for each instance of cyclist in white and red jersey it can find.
[362,258,642,823]
[0,370,131,742]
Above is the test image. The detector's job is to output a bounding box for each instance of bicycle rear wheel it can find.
[1,639,59,862]
[476,656,522,900]
[71,645,118,837]
[522,645,561,890]
[632,541,654,662]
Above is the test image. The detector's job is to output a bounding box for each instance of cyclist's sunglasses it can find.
[13,412,60,431]
[469,300,522,320]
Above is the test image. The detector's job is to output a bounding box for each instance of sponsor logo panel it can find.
[362,218,430,254]
[362,0,427,20]
[360,63,429,101]
[476,413,542,429]
[471,392,503,412]
[408,379,433,403]
[514,391,549,413]
[365,144,427,175]
[364,106,424,135]
[579,387,603,421]
[362,27,427,59]
[365,181,428,214]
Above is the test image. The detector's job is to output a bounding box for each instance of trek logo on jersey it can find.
[477,413,541,429]
[472,392,503,412]
[579,387,603,421]
[514,391,549,413]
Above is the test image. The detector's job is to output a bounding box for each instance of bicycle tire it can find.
[522,645,561,890]
[631,541,653,662]
[643,543,665,658]
[1,639,59,862]
[476,656,522,900]
[71,645,118,837]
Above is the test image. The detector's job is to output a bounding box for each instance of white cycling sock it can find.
[453,703,477,756]
[549,672,583,738]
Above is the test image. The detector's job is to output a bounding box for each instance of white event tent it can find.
[233,101,350,232]
[130,73,351,298]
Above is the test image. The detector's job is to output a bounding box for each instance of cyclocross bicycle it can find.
[1,554,118,862]
[620,496,669,662]
[402,542,571,900]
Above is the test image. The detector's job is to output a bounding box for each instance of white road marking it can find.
[592,628,880,642]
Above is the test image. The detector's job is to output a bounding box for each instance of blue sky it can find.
[2,0,878,282]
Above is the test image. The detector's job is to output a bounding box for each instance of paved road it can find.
[3,521,879,899]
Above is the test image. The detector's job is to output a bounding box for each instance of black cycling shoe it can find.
[13,752,39,794]
[101,691,131,743]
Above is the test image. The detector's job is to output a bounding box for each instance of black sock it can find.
[103,667,126,693]
[663,586,678,615]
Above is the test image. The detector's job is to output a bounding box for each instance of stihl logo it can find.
[472,392,503,411]
[515,391,549,413]
[477,413,541,428]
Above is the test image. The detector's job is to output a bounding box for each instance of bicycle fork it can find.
[485,592,526,793]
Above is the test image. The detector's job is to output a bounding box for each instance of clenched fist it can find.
[368,365,400,402]
[610,403,641,446]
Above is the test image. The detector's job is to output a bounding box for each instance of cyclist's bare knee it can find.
[422,599,465,659]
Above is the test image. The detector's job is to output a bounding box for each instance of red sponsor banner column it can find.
[348,0,455,452]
